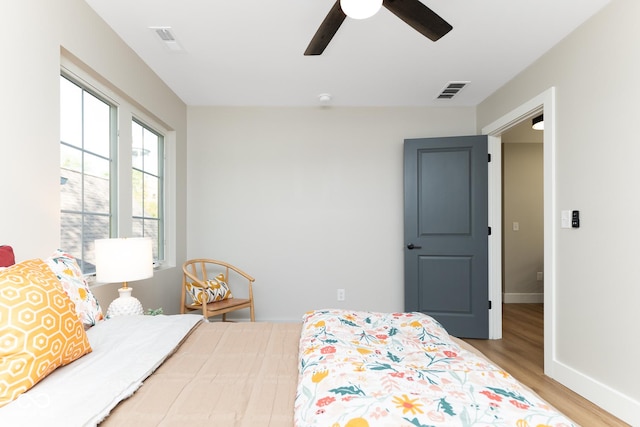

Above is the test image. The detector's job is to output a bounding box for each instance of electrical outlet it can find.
[337,289,345,301]
[537,272,543,281]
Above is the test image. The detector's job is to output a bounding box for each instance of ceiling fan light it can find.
[340,0,383,20]
[532,114,544,130]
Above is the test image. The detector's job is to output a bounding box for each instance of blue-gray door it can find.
[404,135,489,338]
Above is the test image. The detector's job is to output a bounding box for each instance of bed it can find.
[294,309,577,427]
[0,314,579,427]
[0,256,578,426]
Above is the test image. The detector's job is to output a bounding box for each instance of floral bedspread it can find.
[295,309,576,427]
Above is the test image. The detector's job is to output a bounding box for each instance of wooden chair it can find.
[181,259,255,321]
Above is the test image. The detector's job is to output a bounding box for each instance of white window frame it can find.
[61,56,175,276]
[131,117,165,263]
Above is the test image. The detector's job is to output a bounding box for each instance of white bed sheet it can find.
[0,314,202,427]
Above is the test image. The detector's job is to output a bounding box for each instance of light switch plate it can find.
[561,210,571,228]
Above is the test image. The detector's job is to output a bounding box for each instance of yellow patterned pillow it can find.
[0,259,92,407]
[185,273,233,305]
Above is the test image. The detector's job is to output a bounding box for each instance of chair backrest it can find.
[184,259,253,282]
[184,259,229,284]
[182,259,255,298]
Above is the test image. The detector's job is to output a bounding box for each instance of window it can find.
[59,75,116,274]
[132,120,164,261]
[60,69,167,274]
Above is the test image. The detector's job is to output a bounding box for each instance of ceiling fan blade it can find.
[382,0,452,41]
[304,0,346,56]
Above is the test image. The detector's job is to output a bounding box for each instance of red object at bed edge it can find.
[0,245,15,267]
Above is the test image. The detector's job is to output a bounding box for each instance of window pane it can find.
[82,214,110,274]
[143,128,159,175]
[82,240,97,276]
[60,74,114,274]
[144,220,159,260]
[60,213,83,256]
[84,152,110,180]
[132,169,144,217]
[84,155,110,213]
[132,218,144,238]
[144,174,159,218]
[60,146,82,212]
[60,77,82,148]
[61,144,82,173]
[83,92,110,157]
[132,119,164,263]
[132,121,144,170]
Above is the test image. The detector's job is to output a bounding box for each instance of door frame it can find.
[482,87,556,375]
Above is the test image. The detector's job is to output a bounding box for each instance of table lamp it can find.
[95,237,153,318]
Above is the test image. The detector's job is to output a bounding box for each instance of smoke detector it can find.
[318,93,332,105]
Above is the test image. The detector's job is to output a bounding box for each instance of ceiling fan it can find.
[304,0,452,56]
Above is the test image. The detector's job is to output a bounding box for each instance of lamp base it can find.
[107,287,144,318]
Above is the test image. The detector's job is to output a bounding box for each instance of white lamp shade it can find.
[95,238,153,283]
[340,0,382,19]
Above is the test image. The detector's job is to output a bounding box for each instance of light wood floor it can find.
[463,304,629,427]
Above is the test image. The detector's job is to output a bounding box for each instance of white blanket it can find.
[0,314,202,427]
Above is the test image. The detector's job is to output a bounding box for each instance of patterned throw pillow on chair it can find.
[186,274,233,305]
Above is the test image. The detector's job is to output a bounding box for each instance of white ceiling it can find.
[85,0,610,107]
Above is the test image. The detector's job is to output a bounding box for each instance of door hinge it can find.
[489,300,492,310]
[488,153,491,162]
[488,226,492,235]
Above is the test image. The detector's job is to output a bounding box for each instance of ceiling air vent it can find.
[155,28,175,42]
[437,81,469,99]
[150,27,184,52]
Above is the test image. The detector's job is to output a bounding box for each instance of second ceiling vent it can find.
[437,81,469,99]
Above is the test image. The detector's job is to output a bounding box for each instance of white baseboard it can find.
[503,292,544,303]
[550,359,640,426]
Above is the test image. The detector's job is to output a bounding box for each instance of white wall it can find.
[478,0,639,423]
[0,0,188,314]
[4,0,636,423]
[187,106,476,321]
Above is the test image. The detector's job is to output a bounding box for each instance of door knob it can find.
[407,243,422,250]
